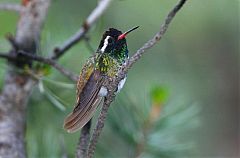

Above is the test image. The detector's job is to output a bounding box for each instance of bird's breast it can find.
[96,56,121,77]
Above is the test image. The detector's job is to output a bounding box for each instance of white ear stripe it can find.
[100,36,110,53]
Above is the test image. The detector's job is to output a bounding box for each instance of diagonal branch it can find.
[0,52,78,82]
[0,52,16,61]
[50,0,112,60]
[125,0,187,71]
[17,51,79,81]
[0,3,25,12]
[87,0,188,157]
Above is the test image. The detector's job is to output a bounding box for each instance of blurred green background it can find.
[0,0,238,157]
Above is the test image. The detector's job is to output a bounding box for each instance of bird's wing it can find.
[63,56,104,133]
[76,56,95,102]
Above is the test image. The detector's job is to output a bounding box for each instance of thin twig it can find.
[0,3,24,12]
[0,53,16,61]
[87,92,115,158]
[87,0,188,157]
[125,0,187,71]
[76,120,92,158]
[0,52,78,81]
[51,0,112,59]
[18,51,78,81]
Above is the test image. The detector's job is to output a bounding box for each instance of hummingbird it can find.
[63,26,139,133]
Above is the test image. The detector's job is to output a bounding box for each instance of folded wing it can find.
[63,57,104,133]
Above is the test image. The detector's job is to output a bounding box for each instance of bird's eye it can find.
[108,38,114,44]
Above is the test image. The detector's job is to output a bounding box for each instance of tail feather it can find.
[63,97,102,133]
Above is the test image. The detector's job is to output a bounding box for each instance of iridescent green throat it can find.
[108,44,128,64]
[95,46,128,77]
[95,54,119,77]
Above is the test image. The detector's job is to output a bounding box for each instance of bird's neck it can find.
[109,44,128,64]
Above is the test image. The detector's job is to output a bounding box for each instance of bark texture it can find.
[0,0,50,157]
[0,72,35,158]
[76,121,91,158]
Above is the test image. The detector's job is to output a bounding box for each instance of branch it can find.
[0,0,50,157]
[125,0,187,71]
[76,120,92,158]
[87,92,115,158]
[51,0,112,60]
[0,52,16,61]
[18,51,79,81]
[87,0,188,157]
[15,0,50,51]
[0,52,78,82]
[0,3,24,12]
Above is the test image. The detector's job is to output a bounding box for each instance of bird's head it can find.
[97,26,139,61]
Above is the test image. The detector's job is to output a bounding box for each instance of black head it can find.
[98,28,125,53]
[97,26,139,61]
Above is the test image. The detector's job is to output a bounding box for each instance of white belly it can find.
[99,86,108,97]
[99,77,127,97]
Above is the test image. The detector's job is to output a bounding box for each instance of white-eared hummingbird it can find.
[63,26,139,133]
